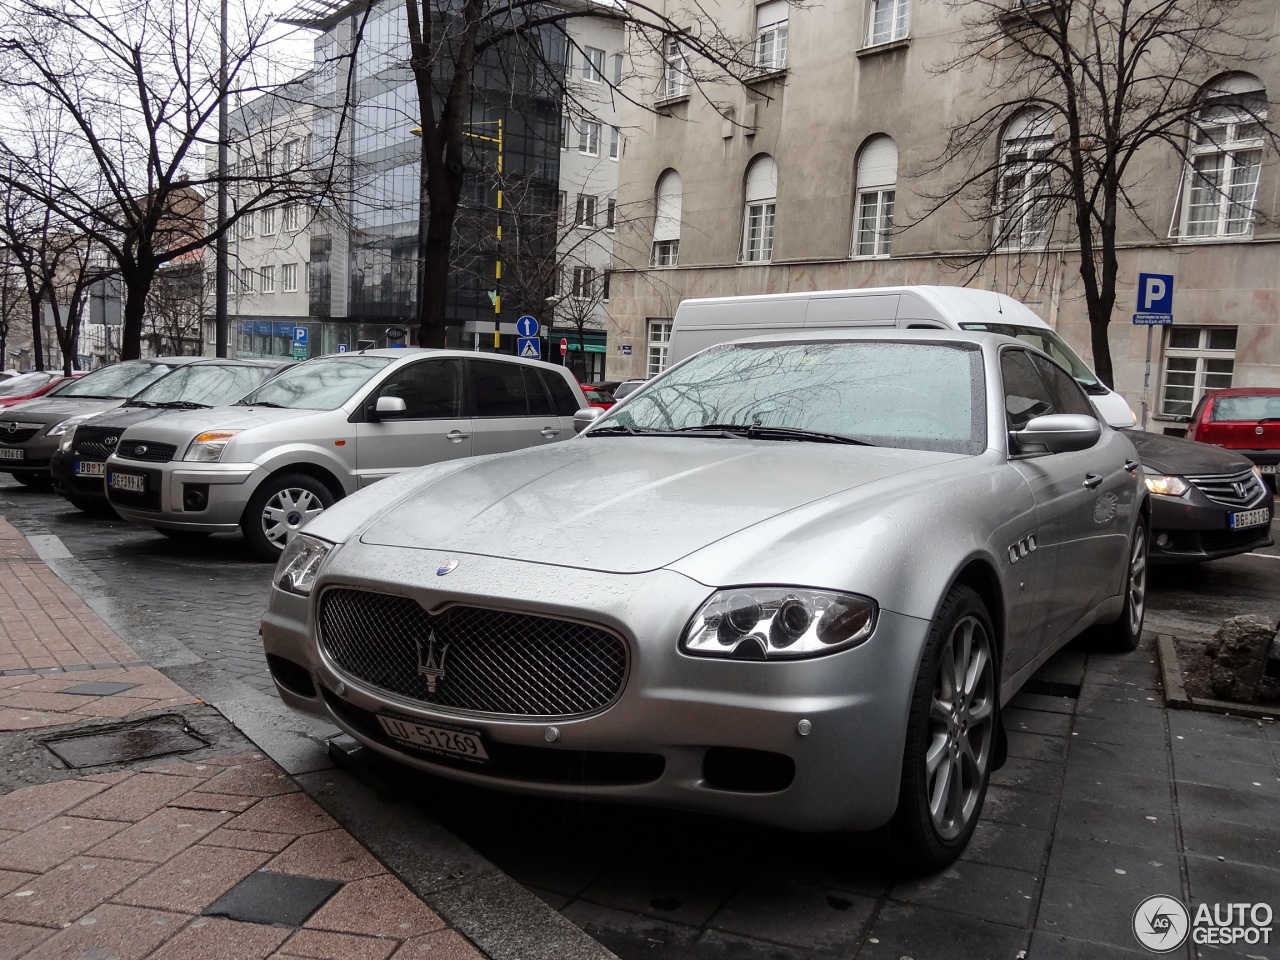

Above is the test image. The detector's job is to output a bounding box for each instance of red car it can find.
[581,385,616,410]
[1186,387,1280,488]
[0,371,84,410]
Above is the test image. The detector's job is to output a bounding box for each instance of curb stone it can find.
[21,526,618,960]
[1156,633,1280,721]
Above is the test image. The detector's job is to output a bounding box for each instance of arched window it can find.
[652,170,682,267]
[1181,73,1266,239]
[995,109,1054,249]
[854,135,897,257]
[742,155,777,262]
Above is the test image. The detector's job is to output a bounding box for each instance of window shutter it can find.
[1005,109,1053,142]
[654,171,682,241]
[744,156,778,203]
[1208,73,1265,97]
[756,0,788,28]
[857,136,897,190]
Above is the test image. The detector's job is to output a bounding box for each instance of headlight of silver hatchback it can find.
[682,587,877,660]
[274,534,333,596]
[184,430,241,462]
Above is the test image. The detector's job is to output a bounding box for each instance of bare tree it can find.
[395,0,770,346]
[0,0,337,360]
[145,251,208,356]
[923,0,1272,387]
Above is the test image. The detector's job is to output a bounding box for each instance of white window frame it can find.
[284,204,303,232]
[612,53,623,86]
[1179,93,1266,240]
[855,189,895,258]
[606,198,616,230]
[260,207,277,236]
[581,46,605,83]
[239,266,254,294]
[996,117,1054,250]
[240,212,255,239]
[260,265,275,294]
[282,263,298,292]
[571,266,596,299]
[609,126,620,160]
[754,2,788,72]
[743,202,776,262]
[647,319,672,376]
[662,36,689,100]
[578,120,601,157]
[1159,327,1237,418]
[575,194,597,228]
[560,114,570,150]
[651,239,679,267]
[557,190,568,224]
[866,0,910,46]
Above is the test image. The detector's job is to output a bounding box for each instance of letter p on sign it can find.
[1138,272,1174,314]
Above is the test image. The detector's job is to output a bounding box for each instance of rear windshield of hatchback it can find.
[1211,394,1280,421]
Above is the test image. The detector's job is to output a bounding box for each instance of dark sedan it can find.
[1125,430,1273,563]
[51,358,287,513]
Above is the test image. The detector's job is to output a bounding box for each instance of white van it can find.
[665,285,1137,428]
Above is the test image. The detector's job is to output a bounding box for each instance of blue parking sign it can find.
[1133,273,1174,325]
[294,326,309,345]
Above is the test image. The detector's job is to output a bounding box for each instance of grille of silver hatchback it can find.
[318,587,628,718]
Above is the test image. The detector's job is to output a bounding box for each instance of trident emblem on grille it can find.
[416,629,449,693]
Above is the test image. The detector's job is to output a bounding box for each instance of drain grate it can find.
[41,715,209,768]
[204,871,342,926]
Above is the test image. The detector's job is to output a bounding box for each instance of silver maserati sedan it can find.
[261,329,1148,869]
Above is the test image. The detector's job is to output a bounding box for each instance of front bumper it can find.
[0,433,58,476]
[51,451,106,500]
[260,544,932,833]
[104,456,260,531]
[1148,486,1274,563]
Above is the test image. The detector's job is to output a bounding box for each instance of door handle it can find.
[1083,473,1103,489]
[1124,459,1140,473]
[446,430,470,443]
[540,427,560,439]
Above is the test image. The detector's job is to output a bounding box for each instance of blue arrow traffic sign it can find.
[517,337,541,359]
[516,315,539,338]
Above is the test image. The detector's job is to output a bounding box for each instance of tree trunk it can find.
[420,197,457,348]
[119,269,153,360]
[28,294,43,371]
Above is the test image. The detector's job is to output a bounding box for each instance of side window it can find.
[522,367,554,416]
[1000,349,1055,430]
[470,360,528,417]
[541,370,581,416]
[1030,355,1094,418]
[372,360,463,419]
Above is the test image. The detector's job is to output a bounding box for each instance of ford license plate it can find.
[1229,508,1270,529]
[108,472,146,494]
[76,461,106,477]
[0,448,22,460]
[376,714,489,763]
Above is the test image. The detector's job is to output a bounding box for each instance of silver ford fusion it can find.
[261,330,1148,869]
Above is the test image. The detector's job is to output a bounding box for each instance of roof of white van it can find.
[676,285,1050,329]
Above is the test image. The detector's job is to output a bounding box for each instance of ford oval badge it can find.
[436,559,459,576]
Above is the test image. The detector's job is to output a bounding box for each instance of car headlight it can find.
[681,587,877,660]
[57,427,76,454]
[1143,473,1189,497]
[184,430,241,462]
[47,412,100,440]
[274,534,333,595]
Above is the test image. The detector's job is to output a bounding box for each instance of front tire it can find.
[241,472,335,562]
[1094,519,1148,652]
[888,585,997,872]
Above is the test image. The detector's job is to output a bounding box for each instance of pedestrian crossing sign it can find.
[517,337,540,359]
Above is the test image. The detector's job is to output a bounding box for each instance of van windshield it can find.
[958,323,1105,395]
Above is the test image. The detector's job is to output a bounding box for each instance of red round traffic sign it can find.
[560,338,568,356]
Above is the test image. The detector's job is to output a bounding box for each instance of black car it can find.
[51,359,287,513]
[1125,430,1274,563]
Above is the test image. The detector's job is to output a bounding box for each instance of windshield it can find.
[130,364,279,407]
[51,361,180,399]
[959,323,1103,394]
[0,372,58,397]
[1211,394,1280,421]
[596,340,987,455]
[237,356,393,410]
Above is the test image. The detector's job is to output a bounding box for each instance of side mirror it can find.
[573,407,604,433]
[372,395,407,419]
[1012,414,1101,454]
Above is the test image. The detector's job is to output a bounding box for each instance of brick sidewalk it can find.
[0,517,487,960]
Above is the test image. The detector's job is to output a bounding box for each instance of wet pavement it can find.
[3,480,1279,960]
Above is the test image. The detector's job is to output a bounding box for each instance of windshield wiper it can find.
[649,424,876,446]
[237,399,288,408]
[153,400,210,409]
[124,400,157,408]
[588,423,643,435]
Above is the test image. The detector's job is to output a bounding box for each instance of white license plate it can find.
[108,472,146,494]
[1229,508,1271,529]
[76,461,105,477]
[1258,464,1277,474]
[0,447,23,461]
[376,715,489,762]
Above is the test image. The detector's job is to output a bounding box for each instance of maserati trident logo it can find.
[416,629,449,693]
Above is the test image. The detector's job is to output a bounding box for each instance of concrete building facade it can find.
[607,0,1280,431]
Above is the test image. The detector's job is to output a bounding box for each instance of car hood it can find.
[357,437,967,574]
[1,396,125,425]
[116,405,325,439]
[1123,429,1256,475]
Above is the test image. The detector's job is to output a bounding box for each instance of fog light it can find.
[1156,533,1170,547]
[182,483,209,512]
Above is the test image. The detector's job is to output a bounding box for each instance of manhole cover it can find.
[41,715,209,768]
[204,871,342,926]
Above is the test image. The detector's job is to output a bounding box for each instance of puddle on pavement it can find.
[41,714,209,768]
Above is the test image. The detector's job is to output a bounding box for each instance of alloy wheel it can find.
[926,614,996,841]
[261,487,326,547]
[1126,526,1148,637]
